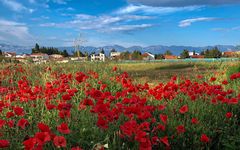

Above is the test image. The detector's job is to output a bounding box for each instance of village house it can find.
[189,51,200,56]
[70,57,88,61]
[49,54,64,60]
[110,51,121,60]
[164,55,178,59]
[191,55,204,59]
[3,52,16,58]
[142,52,155,60]
[16,54,30,59]
[30,53,49,64]
[91,52,105,62]
[222,51,240,57]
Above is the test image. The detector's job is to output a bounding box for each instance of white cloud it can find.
[0,19,34,45]
[179,17,218,27]
[115,4,202,15]
[1,0,34,13]
[128,0,240,7]
[103,24,153,32]
[40,14,154,32]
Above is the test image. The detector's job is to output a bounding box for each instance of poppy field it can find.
[0,62,240,150]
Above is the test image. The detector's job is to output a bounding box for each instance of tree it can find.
[164,50,172,55]
[155,54,164,59]
[0,49,2,56]
[236,45,240,51]
[100,48,105,54]
[120,51,130,60]
[204,47,222,58]
[34,43,40,53]
[180,49,190,59]
[131,50,142,60]
[111,49,116,53]
[62,50,69,57]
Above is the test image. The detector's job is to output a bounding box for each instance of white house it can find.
[189,51,199,56]
[3,52,16,58]
[110,51,121,60]
[91,53,105,62]
[142,52,155,60]
[30,53,49,64]
[16,54,30,59]
[50,54,63,60]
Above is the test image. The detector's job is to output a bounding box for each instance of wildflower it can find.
[17,118,29,129]
[35,132,51,145]
[179,105,188,114]
[191,118,199,124]
[57,123,70,134]
[200,134,210,143]
[0,140,10,148]
[159,114,168,124]
[226,112,232,118]
[53,136,66,148]
[23,138,37,150]
[38,123,51,133]
[14,106,25,116]
[160,136,170,147]
[176,125,186,134]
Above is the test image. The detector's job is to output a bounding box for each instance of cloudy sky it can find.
[0,0,240,47]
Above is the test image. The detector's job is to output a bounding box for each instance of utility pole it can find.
[73,34,87,58]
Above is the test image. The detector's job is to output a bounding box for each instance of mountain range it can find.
[0,43,238,56]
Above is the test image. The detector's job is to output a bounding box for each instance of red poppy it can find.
[159,114,168,124]
[14,106,25,116]
[53,136,66,148]
[210,77,216,82]
[62,94,72,101]
[222,80,228,85]
[179,105,188,114]
[191,118,198,124]
[112,66,117,71]
[200,134,210,143]
[17,118,29,129]
[0,119,6,129]
[226,112,232,118]
[176,125,186,134]
[57,123,71,134]
[160,136,170,147]
[6,112,15,118]
[23,138,37,150]
[38,123,51,133]
[35,132,51,145]
[96,117,108,129]
[0,140,10,148]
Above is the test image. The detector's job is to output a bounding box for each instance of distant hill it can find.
[0,43,237,55]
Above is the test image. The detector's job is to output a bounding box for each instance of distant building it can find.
[191,55,204,59]
[142,52,155,60]
[222,51,238,57]
[164,55,178,59]
[3,52,16,58]
[110,51,121,60]
[189,51,199,56]
[16,54,30,59]
[50,54,64,60]
[70,57,88,61]
[30,53,49,64]
[91,53,105,62]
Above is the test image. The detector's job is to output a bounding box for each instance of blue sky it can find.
[0,0,240,47]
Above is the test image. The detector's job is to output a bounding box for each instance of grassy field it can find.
[115,61,235,84]
[0,61,239,150]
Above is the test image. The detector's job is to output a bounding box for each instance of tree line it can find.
[32,43,69,57]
